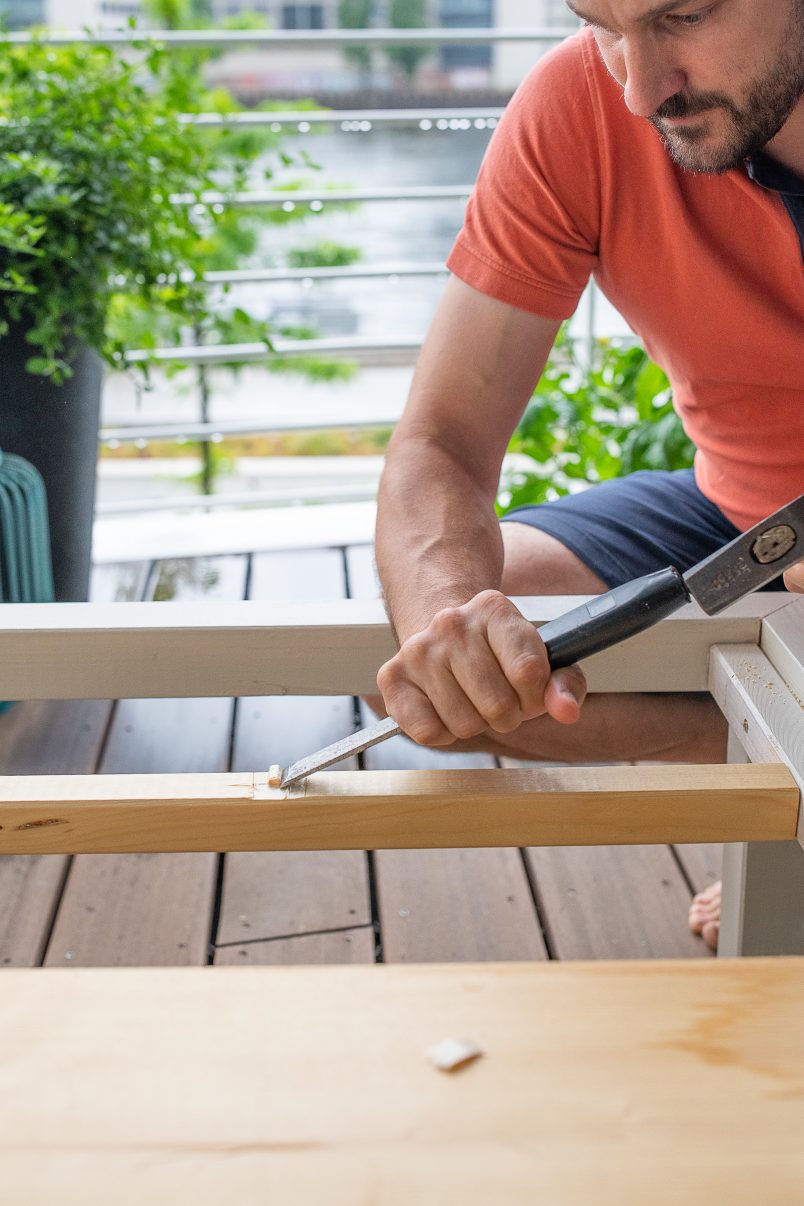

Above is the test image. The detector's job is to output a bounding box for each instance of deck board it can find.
[43,556,246,968]
[344,546,548,963]
[525,843,710,959]
[215,549,371,955]
[0,563,147,966]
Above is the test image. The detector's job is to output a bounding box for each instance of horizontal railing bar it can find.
[123,334,422,366]
[96,484,377,514]
[183,107,504,127]
[0,764,796,855]
[5,27,578,48]
[199,261,447,285]
[172,184,471,207]
[101,416,395,443]
[0,598,787,699]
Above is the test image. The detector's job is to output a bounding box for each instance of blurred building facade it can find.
[2,0,576,93]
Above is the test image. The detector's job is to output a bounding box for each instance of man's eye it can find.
[670,11,710,26]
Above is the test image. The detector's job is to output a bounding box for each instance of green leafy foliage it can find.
[498,332,695,514]
[337,0,373,77]
[287,242,362,269]
[386,0,430,84]
[0,32,349,384]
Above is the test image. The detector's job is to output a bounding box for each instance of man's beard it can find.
[648,10,804,173]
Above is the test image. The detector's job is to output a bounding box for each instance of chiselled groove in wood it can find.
[0,764,796,854]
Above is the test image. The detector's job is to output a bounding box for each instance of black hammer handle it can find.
[538,566,691,670]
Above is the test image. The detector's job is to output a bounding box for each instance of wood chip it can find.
[426,1037,484,1073]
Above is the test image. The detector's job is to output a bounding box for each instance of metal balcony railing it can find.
[9,23,583,513]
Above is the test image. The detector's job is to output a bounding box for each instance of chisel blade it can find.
[279,714,402,789]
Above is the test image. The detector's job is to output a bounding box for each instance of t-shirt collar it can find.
[746,152,804,196]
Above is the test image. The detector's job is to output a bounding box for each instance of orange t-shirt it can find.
[446,28,803,532]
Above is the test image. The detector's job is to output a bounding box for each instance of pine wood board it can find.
[218,549,369,947]
[43,556,247,967]
[0,763,795,855]
[525,844,709,959]
[214,926,375,965]
[3,958,804,1203]
[0,564,146,967]
[0,595,789,700]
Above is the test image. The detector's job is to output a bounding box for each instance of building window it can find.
[439,0,492,71]
[281,3,324,28]
[0,0,45,28]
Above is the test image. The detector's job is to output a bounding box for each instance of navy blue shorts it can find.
[500,469,782,589]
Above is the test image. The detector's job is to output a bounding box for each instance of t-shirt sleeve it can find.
[447,32,603,320]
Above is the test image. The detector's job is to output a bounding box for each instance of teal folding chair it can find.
[0,450,55,714]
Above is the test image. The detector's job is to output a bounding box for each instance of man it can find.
[373,0,804,949]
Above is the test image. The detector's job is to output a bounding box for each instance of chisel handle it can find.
[538,566,691,670]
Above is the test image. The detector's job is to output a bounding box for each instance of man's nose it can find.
[619,39,686,118]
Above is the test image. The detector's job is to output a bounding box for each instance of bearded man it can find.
[373,0,804,949]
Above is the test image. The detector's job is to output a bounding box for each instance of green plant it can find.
[337,0,373,80]
[0,31,332,383]
[386,0,430,85]
[498,332,695,514]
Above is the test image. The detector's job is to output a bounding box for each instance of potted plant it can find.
[0,31,321,599]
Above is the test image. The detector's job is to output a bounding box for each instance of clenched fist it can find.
[376,589,587,748]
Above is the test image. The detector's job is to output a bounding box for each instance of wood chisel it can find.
[279,492,804,789]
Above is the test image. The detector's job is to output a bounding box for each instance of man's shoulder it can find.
[511,27,613,116]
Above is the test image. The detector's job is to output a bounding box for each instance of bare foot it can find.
[688,881,721,951]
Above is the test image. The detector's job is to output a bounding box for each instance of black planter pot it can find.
[0,322,102,602]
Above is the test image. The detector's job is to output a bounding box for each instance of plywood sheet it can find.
[3,959,804,1203]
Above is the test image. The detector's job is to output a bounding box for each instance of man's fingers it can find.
[543,664,588,724]
[783,561,804,593]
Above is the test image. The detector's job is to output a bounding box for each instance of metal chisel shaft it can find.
[279,714,402,788]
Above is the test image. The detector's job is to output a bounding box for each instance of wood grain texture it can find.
[0,595,789,700]
[218,548,370,948]
[43,557,247,967]
[709,644,804,843]
[3,959,804,1203]
[0,764,796,854]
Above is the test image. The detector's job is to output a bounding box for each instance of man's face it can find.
[566,0,804,173]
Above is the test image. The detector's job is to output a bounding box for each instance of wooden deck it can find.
[0,544,720,969]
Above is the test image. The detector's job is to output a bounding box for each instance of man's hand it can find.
[784,561,804,593]
[376,590,587,748]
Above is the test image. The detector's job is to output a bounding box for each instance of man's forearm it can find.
[375,432,504,644]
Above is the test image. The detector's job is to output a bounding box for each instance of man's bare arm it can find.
[374,276,586,747]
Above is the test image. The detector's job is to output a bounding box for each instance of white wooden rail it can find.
[0,593,802,945]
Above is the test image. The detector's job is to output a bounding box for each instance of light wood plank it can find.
[215,927,375,965]
[219,549,369,947]
[525,844,709,959]
[0,595,788,700]
[4,959,804,1203]
[43,557,247,967]
[0,563,148,967]
[344,546,544,963]
[0,763,795,854]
